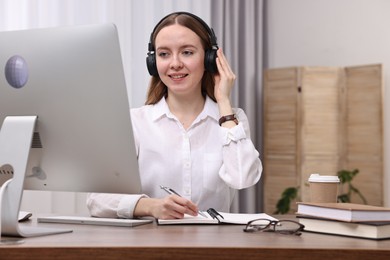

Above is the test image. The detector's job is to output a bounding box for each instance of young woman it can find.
[87,12,262,220]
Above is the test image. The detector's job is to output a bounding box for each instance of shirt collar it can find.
[151,96,219,123]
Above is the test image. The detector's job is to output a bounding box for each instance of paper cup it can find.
[308,173,340,203]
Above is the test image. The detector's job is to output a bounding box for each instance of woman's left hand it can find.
[213,48,236,103]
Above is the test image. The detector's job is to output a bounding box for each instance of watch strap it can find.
[219,114,238,126]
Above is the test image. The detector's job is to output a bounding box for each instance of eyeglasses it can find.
[243,219,305,236]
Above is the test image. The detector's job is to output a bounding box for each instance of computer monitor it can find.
[0,23,141,237]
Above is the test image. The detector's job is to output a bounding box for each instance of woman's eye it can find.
[158,52,169,58]
[182,50,193,56]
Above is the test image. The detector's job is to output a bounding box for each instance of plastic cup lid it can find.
[308,173,340,183]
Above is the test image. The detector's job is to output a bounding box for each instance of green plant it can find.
[274,168,366,214]
[273,187,299,214]
[337,169,367,204]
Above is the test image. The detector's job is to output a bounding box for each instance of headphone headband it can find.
[148,11,218,52]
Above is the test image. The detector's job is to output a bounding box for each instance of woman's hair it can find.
[145,13,216,105]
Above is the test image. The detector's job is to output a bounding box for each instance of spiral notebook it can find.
[157,208,277,225]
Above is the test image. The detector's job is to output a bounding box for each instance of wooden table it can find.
[1,217,390,259]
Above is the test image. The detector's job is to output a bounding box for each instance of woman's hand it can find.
[134,195,199,219]
[213,48,236,104]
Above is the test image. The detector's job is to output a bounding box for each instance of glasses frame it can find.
[243,218,305,236]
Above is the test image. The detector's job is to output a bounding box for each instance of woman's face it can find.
[155,23,205,97]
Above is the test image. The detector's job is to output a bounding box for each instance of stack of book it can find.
[296,202,390,240]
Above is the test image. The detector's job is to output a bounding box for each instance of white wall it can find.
[266,0,390,206]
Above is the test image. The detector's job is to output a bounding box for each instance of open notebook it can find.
[157,208,277,225]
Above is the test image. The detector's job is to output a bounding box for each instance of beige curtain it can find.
[210,0,265,213]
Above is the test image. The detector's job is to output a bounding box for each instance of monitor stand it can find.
[0,116,72,238]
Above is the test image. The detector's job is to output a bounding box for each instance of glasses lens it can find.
[274,220,302,235]
[245,219,271,232]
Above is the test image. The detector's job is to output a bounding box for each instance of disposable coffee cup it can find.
[308,173,340,203]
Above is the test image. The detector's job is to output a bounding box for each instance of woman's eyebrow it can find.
[156,44,198,51]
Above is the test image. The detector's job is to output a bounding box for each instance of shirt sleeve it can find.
[218,108,262,190]
[86,193,148,219]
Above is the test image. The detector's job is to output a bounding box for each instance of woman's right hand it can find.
[134,195,199,219]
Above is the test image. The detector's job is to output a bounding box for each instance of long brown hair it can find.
[145,13,216,105]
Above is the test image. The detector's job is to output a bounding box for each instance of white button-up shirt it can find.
[87,96,262,218]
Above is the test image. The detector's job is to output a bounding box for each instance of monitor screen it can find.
[0,24,141,237]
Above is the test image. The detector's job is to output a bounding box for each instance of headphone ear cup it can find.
[146,52,158,76]
[204,49,218,74]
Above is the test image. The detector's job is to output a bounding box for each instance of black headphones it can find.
[146,11,219,76]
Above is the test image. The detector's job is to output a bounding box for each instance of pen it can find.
[159,185,208,218]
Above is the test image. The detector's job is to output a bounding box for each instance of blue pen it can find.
[160,185,208,218]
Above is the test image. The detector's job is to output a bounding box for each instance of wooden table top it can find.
[1,216,390,259]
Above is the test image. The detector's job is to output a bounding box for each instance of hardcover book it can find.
[297,215,390,240]
[296,202,390,222]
